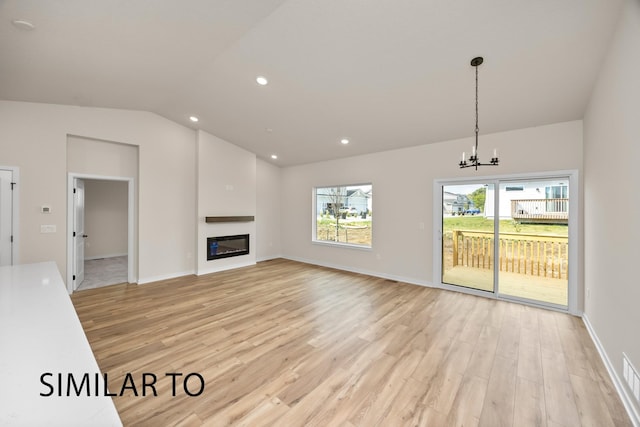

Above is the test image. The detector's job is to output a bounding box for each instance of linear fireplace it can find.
[207,234,250,260]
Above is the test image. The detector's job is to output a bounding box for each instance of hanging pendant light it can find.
[459,56,499,170]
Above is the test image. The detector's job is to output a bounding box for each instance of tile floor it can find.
[76,256,128,291]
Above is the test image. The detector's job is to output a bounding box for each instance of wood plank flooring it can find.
[71,258,631,427]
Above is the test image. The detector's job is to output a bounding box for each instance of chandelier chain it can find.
[459,56,498,169]
[475,65,479,135]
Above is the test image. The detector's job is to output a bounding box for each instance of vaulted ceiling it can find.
[0,0,624,166]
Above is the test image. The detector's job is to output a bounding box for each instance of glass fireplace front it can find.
[207,234,250,260]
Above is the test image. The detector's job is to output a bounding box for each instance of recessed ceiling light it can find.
[271,154,278,160]
[189,116,199,122]
[256,76,268,86]
[340,138,350,145]
[11,20,35,31]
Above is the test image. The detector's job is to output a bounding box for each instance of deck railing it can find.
[451,230,568,280]
[511,198,568,223]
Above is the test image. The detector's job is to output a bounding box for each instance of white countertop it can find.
[0,262,122,426]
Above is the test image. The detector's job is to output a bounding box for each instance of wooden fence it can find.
[451,230,568,280]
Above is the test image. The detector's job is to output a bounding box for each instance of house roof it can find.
[0,0,624,166]
[346,189,368,198]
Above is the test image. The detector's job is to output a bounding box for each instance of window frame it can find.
[312,183,373,249]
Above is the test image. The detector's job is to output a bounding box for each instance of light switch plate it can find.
[40,225,56,233]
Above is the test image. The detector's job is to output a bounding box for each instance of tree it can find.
[327,186,346,242]
[469,187,486,212]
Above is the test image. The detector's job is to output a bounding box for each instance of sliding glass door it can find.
[497,179,569,307]
[442,183,495,292]
[440,175,570,309]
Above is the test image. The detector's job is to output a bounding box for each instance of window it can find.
[314,184,372,247]
[545,185,568,199]
[545,185,568,213]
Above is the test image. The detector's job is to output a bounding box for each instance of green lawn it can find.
[444,216,568,236]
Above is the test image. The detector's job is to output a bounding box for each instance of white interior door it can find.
[73,178,86,289]
[0,170,13,266]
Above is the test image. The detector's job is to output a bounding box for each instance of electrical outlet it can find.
[623,353,640,402]
[623,357,630,382]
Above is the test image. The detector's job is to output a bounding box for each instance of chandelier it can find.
[459,56,499,169]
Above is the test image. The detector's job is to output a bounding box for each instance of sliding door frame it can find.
[433,169,579,314]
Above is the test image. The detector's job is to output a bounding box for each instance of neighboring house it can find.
[484,180,569,223]
[443,191,474,214]
[317,187,371,215]
[345,189,369,214]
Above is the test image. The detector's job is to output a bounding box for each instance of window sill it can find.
[312,240,373,251]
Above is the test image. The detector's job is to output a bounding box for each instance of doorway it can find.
[67,174,135,293]
[435,171,578,312]
[0,167,19,266]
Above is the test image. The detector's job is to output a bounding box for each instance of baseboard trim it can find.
[138,270,195,285]
[84,253,127,261]
[196,260,256,276]
[282,255,432,288]
[256,254,282,263]
[583,314,640,427]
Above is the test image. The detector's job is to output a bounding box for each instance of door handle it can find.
[82,234,88,238]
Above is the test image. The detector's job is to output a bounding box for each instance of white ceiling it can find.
[0,0,624,166]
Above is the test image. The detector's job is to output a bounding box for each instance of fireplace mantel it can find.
[205,216,255,223]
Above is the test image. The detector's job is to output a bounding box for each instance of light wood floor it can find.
[71,259,631,427]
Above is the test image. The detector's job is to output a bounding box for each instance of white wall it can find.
[84,179,128,259]
[67,135,138,178]
[583,0,640,420]
[197,130,257,274]
[256,158,282,261]
[281,120,583,289]
[0,100,196,284]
